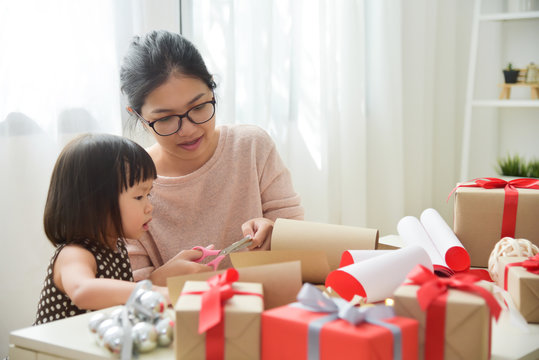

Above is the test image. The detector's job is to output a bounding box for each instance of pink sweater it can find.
[127,124,304,280]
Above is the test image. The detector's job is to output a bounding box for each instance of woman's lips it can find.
[178,136,202,151]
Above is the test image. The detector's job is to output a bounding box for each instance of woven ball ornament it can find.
[488,237,539,282]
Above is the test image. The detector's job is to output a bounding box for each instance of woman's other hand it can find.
[241,217,274,250]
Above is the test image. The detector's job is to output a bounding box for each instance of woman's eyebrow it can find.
[150,93,206,114]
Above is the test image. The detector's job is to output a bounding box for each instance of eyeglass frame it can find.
[128,96,216,136]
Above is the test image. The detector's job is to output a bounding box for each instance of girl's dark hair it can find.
[120,30,216,115]
[43,133,157,249]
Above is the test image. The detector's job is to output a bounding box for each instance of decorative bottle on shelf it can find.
[525,62,538,83]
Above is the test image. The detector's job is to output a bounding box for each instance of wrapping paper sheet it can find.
[325,245,433,302]
[230,250,330,284]
[420,208,470,272]
[167,261,302,309]
[271,218,379,272]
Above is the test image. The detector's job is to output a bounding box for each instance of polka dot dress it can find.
[33,238,133,325]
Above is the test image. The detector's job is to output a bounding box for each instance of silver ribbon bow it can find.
[292,283,402,360]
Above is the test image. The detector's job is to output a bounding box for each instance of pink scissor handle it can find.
[191,246,224,271]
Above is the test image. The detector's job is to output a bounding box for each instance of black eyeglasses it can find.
[130,97,216,136]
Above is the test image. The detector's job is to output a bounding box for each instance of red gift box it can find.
[262,285,418,360]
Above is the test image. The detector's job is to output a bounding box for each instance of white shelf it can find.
[480,11,539,21]
[472,100,539,107]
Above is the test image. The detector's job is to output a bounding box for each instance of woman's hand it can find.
[241,217,274,250]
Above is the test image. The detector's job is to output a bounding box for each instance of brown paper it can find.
[271,218,379,272]
[175,281,263,360]
[393,284,490,360]
[230,250,330,284]
[167,261,302,309]
[453,187,539,267]
[497,256,539,323]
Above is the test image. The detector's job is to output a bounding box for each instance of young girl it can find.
[34,133,170,325]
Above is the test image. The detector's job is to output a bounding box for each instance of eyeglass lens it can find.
[153,101,215,136]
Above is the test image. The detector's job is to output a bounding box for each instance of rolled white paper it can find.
[397,215,447,267]
[325,245,433,302]
[420,208,470,272]
[339,250,394,267]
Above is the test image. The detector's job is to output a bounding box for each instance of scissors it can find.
[192,235,253,270]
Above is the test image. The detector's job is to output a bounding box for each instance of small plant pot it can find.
[503,70,519,83]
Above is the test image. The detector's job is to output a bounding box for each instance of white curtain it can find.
[183,0,368,226]
[0,0,152,356]
[182,0,472,233]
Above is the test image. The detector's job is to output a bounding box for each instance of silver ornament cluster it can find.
[88,280,174,359]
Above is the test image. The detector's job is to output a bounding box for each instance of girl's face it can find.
[140,74,218,170]
[119,178,154,240]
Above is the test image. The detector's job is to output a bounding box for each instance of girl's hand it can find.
[241,217,274,250]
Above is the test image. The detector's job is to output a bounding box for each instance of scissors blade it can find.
[218,235,253,256]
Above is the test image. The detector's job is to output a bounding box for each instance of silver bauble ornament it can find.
[88,312,108,333]
[131,321,158,353]
[103,325,124,354]
[154,317,174,347]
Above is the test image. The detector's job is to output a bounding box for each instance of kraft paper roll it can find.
[420,208,470,272]
[339,250,394,267]
[325,245,433,302]
[271,218,379,271]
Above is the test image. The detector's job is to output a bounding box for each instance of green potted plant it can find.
[503,63,519,84]
[496,153,524,177]
[496,154,539,178]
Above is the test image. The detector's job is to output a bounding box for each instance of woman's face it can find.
[140,74,218,167]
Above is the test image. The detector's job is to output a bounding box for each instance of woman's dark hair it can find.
[43,133,157,249]
[120,30,216,115]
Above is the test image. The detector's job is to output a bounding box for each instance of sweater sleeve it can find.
[125,234,164,281]
[257,132,304,221]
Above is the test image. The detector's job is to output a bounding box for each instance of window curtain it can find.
[182,0,368,226]
[182,0,471,233]
[0,0,148,356]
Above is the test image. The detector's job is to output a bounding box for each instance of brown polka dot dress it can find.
[34,238,133,325]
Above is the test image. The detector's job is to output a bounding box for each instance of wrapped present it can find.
[175,268,264,360]
[451,177,539,267]
[262,283,418,360]
[393,265,501,360]
[497,255,539,323]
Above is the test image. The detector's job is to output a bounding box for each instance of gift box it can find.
[497,256,539,323]
[392,265,501,360]
[452,178,539,267]
[262,284,418,360]
[174,269,264,360]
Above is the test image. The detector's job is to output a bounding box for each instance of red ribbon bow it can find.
[407,265,501,359]
[198,268,239,334]
[521,254,539,274]
[448,177,539,238]
[504,254,539,290]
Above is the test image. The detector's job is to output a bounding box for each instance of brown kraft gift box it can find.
[497,256,539,323]
[174,280,263,360]
[453,186,539,267]
[393,284,491,360]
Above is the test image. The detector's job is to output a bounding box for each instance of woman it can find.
[120,30,304,284]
